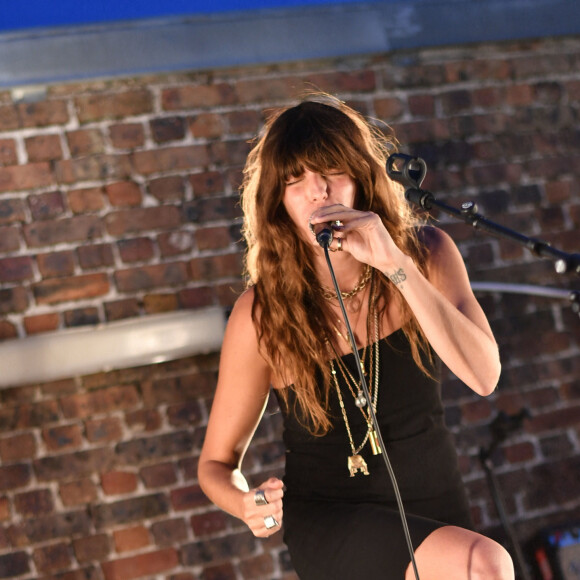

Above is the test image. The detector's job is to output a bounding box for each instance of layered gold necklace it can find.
[321,264,372,313]
[328,275,382,477]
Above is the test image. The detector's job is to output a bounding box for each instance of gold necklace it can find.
[320,264,372,302]
[329,293,381,477]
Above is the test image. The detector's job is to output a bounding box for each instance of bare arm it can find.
[198,289,284,536]
[312,205,500,395]
[386,226,501,395]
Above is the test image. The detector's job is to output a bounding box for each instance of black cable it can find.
[322,242,422,580]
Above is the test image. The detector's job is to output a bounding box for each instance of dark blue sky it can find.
[0,0,383,33]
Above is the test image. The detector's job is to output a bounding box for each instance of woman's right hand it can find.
[241,477,285,537]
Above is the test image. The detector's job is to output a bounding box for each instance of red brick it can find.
[105,206,181,236]
[0,225,20,253]
[189,252,244,281]
[0,400,60,431]
[18,99,69,127]
[150,518,187,546]
[67,186,106,213]
[33,272,110,305]
[140,463,177,489]
[114,262,189,292]
[191,510,228,537]
[59,479,99,506]
[28,190,66,220]
[23,313,60,334]
[104,298,141,321]
[117,237,155,263]
[225,109,262,135]
[132,145,209,175]
[85,417,123,443]
[42,424,83,452]
[24,215,103,247]
[0,162,54,192]
[101,471,138,495]
[66,129,105,156]
[64,308,100,329]
[34,447,114,482]
[0,433,36,462]
[37,251,76,278]
[148,176,185,202]
[407,94,436,117]
[239,553,275,578]
[76,90,153,123]
[113,525,150,553]
[374,96,405,120]
[0,286,28,314]
[109,122,145,149]
[0,197,27,224]
[142,293,179,314]
[170,484,210,511]
[0,497,10,521]
[188,171,225,196]
[199,563,237,580]
[0,104,19,131]
[55,154,132,184]
[157,231,195,257]
[150,116,186,143]
[194,226,232,251]
[77,243,115,270]
[503,441,536,464]
[14,489,54,517]
[124,409,162,433]
[73,534,110,563]
[189,113,224,139]
[0,464,31,491]
[106,181,142,207]
[161,83,237,110]
[33,541,72,573]
[25,134,63,162]
[60,385,139,419]
[101,548,178,580]
[0,138,18,165]
[0,255,34,282]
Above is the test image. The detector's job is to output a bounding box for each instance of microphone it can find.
[311,222,334,247]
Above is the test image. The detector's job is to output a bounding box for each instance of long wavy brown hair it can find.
[241,94,431,435]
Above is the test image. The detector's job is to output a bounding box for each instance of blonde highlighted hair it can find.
[241,94,431,435]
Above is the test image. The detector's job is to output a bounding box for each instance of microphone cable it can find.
[317,226,422,580]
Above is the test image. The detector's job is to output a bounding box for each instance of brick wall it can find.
[0,35,579,579]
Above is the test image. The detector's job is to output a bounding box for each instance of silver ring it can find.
[254,489,268,506]
[332,220,343,228]
[264,515,279,529]
[337,238,343,251]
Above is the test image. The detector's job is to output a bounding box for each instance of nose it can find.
[308,172,328,202]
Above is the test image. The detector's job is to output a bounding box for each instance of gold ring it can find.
[337,238,343,251]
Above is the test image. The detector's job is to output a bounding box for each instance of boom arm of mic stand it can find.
[386,153,580,277]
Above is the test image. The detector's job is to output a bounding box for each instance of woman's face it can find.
[282,168,356,244]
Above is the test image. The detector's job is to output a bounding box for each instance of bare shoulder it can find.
[417,225,462,274]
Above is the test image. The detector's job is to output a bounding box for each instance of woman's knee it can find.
[468,535,514,580]
[407,526,514,580]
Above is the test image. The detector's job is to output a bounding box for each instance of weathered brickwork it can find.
[0,35,579,578]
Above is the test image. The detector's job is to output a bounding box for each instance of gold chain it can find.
[320,264,372,301]
[329,300,379,456]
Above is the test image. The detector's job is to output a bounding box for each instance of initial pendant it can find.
[348,454,370,476]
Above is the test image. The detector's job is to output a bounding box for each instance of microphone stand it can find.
[386,153,579,577]
[316,226,422,580]
[386,154,580,318]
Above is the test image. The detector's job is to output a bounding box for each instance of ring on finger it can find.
[337,238,343,252]
[264,515,279,529]
[254,489,268,506]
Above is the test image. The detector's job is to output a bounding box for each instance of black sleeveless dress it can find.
[272,329,473,580]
